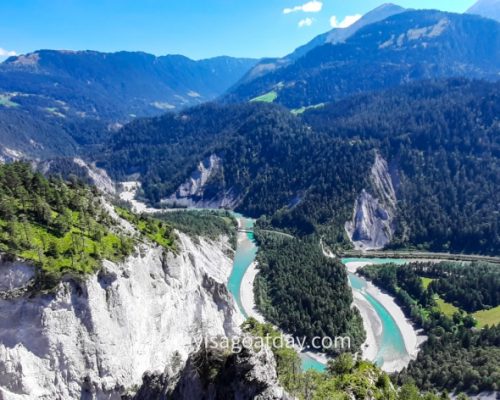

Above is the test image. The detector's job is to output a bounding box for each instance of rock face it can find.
[130,338,291,400]
[36,158,117,195]
[72,158,117,195]
[164,154,239,209]
[0,259,35,298]
[0,233,243,400]
[346,153,398,250]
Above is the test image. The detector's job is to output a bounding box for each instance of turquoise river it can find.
[227,216,410,372]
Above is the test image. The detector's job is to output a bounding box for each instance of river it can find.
[344,258,410,370]
[227,216,411,372]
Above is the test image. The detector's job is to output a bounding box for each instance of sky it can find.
[0,0,478,60]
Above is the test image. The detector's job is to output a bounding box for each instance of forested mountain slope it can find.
[224,10,500,109]
[99,79,499,255]
[304,79,500,254]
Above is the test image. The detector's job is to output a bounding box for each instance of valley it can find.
[228,218,422,374]
[0,1,499,399]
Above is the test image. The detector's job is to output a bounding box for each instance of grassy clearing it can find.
[250,91,278,103]
[421,277,434,289]
[435,296,460,317]
[473,306,500,328]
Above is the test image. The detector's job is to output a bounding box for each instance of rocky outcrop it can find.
[0,233,242,400]
[164,154,239,209]
[0,259,36,299]
[346,153,398,250]
[72,158,116,195]
[130,337,291,400]
[119,181,163,214]
[35,158,116,195]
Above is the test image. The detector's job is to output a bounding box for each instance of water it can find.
[227,216,326,371]
[341,257,409,368]
[227,220,410,372]
[299,353,326,372]
[227,216,257,317]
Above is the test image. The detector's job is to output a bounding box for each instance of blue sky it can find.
[0,0,477,60]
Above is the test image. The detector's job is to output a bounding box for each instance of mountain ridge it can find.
[225,10,500,108]
[235,3,406,85]
[0,49,257,159]
[1,49,258,116]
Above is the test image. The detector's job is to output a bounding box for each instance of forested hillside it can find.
[0,162,175,288]
[100,102,373,245]
[304,79,500,254]
[100,79,499,255]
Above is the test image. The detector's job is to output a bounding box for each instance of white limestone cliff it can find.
[346,153,398,250]
[72,158,117,195]
[164,154,239,209]
[0,232,243,400]
[131,334,292,400]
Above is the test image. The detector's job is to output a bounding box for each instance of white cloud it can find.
[0,48,17,58]
[284,1,323,14]
[330,14,362,28]
[298,17,314,28]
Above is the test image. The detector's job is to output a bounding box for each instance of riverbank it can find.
[240,261,265,323]
[346,261,424,372]
[352,290,381,362]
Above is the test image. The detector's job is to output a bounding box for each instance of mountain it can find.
[0,50,257,118]
[467,0,500,22]
[225,10,500,108]
[100,79,500,255]
[237,3,406,84]
[290,3,406,60]
[0,50,257,159]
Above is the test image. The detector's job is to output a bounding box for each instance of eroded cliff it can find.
[345,153,398,250]
[0,232,242,400]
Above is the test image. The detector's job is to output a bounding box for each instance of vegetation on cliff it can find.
[0,162,176,287]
